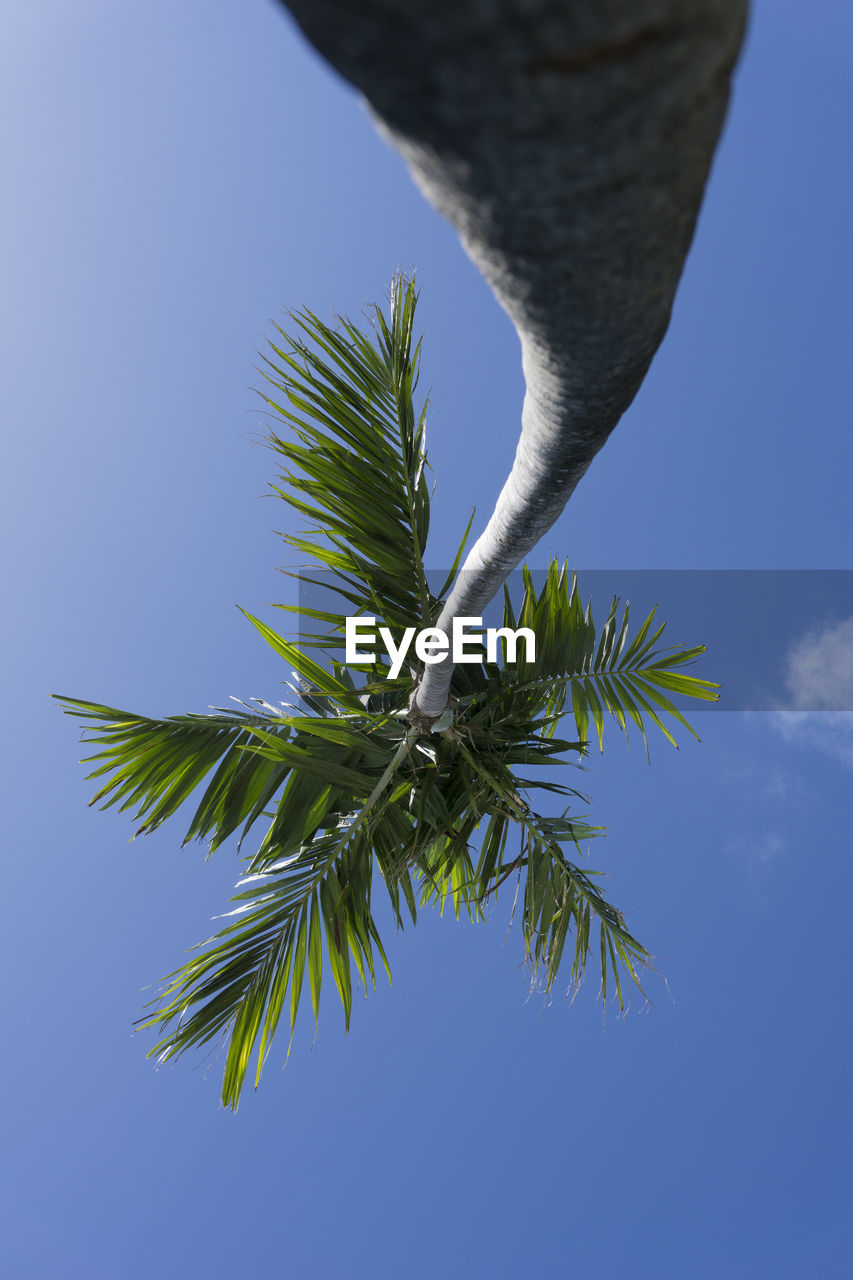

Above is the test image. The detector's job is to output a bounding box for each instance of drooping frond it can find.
[52,696,293,851]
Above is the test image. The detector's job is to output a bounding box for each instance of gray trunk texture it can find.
[276,0,748,719]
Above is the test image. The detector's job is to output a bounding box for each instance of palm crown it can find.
[55,277,717,1109]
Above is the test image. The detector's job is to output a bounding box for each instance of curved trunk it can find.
[277,0,748,718]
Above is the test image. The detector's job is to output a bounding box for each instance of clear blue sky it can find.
[3,2,852,1276]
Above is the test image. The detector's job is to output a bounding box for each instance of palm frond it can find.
[481,562,719,755]
[53,696,293,851]
[142,813,394,1111]
[259,275,438,638]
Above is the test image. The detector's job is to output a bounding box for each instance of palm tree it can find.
[56,279,716,1108]
[275,0,748,719]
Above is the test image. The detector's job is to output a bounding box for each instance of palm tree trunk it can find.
[276,0,748,720]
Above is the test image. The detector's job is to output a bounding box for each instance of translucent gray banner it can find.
[296,570,853,712]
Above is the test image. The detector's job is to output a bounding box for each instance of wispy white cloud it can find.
[718,755,807,802]
[770,709,853,770]
[721,828,786,877]
[754,831,784,866]
[783,615,853,710]
[770,615,853,770]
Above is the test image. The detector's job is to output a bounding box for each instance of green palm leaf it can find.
[259,275,438,638]
[486,562,718,754]
[52,697,293,851]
